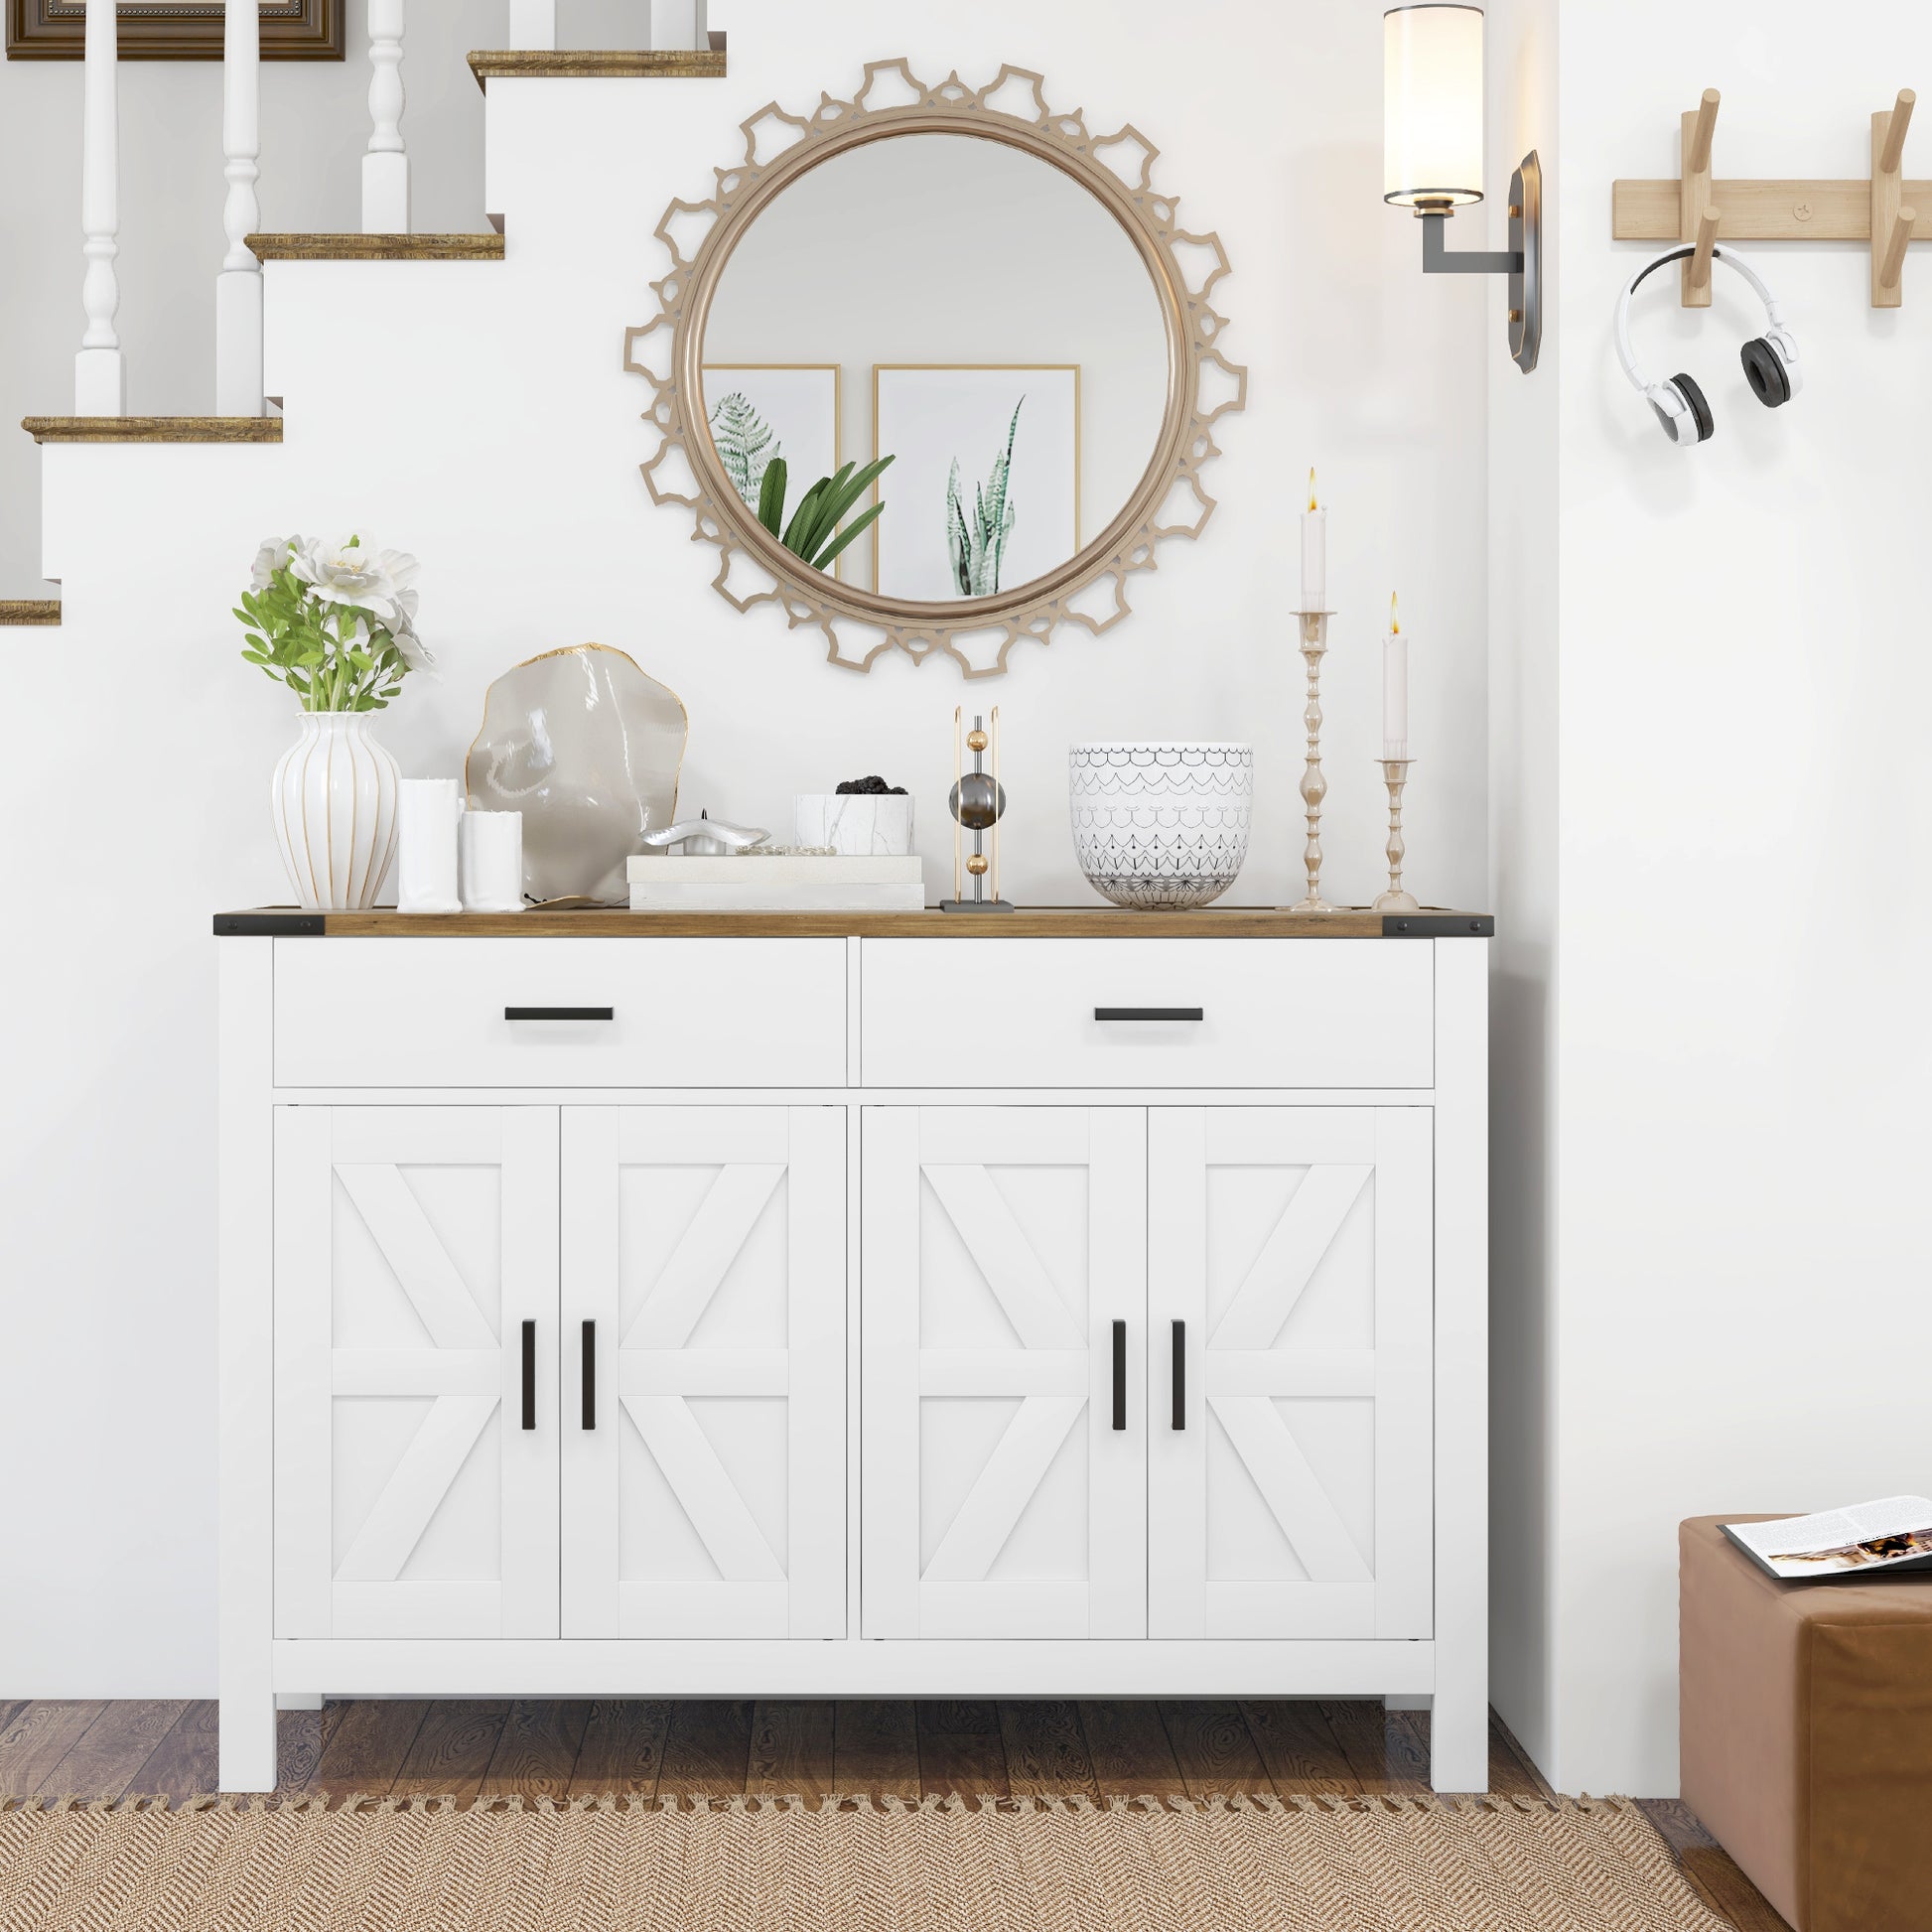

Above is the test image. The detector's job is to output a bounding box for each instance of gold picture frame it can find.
[6,0,344,60]
[871,363,1082,600]
[701,363,845,580]
[621,59,1246,679]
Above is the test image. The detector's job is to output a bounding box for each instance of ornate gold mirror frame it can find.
[622,60,1248,678]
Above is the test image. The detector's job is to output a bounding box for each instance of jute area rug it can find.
[0,1792,1729,1932]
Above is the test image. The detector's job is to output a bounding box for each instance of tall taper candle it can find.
[1301,469,1326,611]
[1382,592,1409,759]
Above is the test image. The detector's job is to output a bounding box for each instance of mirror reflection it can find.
[700,132,1170,605]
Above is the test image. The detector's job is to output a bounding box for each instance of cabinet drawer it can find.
[861,939,1432,1088]
[274,937,845,1087]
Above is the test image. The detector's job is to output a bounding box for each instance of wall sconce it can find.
[1384,3,1542,373]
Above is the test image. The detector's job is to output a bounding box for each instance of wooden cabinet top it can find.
[213,906,1494,938]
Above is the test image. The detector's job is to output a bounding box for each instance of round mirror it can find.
[698,132,1171,606]
[625,63,1246,675]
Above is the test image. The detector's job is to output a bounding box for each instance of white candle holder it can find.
[1374,759,1422,913]
[1285,610,1337,912]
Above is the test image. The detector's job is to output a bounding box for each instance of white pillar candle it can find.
[1300,469,1326,612]
[459,809,525,912]
[396,778,463,913]
[1383,593,1409,760]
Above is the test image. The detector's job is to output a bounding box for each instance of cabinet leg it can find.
[1429,1679,1488,1793]
[218,1691,278,1793]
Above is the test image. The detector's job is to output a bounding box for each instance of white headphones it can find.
[1613,244,1803,447]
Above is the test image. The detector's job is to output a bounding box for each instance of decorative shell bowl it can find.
[1068,743,1254,909]
[466,644,688,904]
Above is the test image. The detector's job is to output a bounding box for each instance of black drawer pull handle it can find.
[581,1319,596,1431]
[505,1006,614,1022]
[520,1319,536,1431]
[1111,1319,1127,1431]
[1172,1319,1186,1431]
[1094,1007,1203,1022]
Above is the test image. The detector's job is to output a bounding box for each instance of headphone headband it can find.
[1614,243,1785,390]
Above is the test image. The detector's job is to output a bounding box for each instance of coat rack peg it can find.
[1872,88,1918,307]
[1690,207,1722,291]
[1682,88,1721,306]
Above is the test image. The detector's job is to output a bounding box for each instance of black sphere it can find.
[949,772,1007,830]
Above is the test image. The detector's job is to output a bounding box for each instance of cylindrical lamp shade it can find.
[1384,5,1485,207]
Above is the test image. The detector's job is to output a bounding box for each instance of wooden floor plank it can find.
[1638,1798,1794,1932]
[1318,1701,1434,1798]
[917,1726,1010,1802]
[915,1700,1000,1736]
[1239,1701,1359,1798]
[128,1700,220,1803]
[36,1701,188,1800]
[479,1701,589,1801]
[1159,1699,1273,1797]
[1078,1701,1187,1799]
[571,1700,672,1797]
[1489,1708,1558,1801]
[0,1703,107,1796]
[749,1701,835,1802]
[657,1700,754,1798]
[306,1699,430,1798]
[393,1702,512,1801]
[832,1700,919,1799]
[275,1703,345,1795]
[998,1701,1099,1801]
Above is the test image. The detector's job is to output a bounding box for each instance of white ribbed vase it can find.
[271,711,401,910]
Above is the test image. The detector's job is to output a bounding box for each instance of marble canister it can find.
[794,793,914,856]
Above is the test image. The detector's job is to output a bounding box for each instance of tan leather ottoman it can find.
[1681,1515,1932,1932]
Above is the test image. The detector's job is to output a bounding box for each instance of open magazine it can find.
[1724,1497,1932,1581]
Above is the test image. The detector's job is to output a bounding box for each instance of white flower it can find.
[387,589,438,677]
[250,535,297,590]
[290,532,419,624]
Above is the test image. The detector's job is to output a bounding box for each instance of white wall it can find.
[1484,0,1560,1783]
[0,0,1489,1696]
[1490,0,1932,1796]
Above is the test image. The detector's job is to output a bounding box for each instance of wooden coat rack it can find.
[1614,87,1922,307]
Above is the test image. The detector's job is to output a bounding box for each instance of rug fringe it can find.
[11,1789,1615,1819]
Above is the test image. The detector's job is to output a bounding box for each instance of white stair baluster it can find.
[74,0,124,416]
[506,0,556,51]
[650,0,709,52]
[361,0,409,233]
[215,0,264,417]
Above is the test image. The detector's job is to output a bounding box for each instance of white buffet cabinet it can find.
[215,912,1490,1792]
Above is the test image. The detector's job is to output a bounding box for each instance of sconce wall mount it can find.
[1414,153,1542,372]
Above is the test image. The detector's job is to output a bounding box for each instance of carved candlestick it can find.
[1374,759,1422,913]
[1288,611,1334,912]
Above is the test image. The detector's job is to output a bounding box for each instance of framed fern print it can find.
[700,366,844,578]
[872,365,1079,602]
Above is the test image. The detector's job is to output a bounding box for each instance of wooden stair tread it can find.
[467,47,725,91]
[247,232,503,261]
[23,417,281,445]
[0,601,61,625]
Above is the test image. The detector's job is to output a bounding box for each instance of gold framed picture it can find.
[700,364,846,580]
[871,364,1082,602]
[6,1,344,62]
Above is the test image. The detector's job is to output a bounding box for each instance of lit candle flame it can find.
[1390,593,1400,634]
[1308,469,1318,512]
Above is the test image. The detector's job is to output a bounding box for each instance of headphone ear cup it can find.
[1740,337,1793,407]
[1672,372,1715,443]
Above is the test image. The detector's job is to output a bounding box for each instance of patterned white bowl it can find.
[1068,742,1254,909]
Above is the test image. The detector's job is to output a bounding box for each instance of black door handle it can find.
[1172,1319,1186,1431]
[520,1319,536,1430]
[582,1319,596,1431]
[1111,1319,1126,1430]
[505,1006,614,1022]
[1094,1007,1203,1022]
